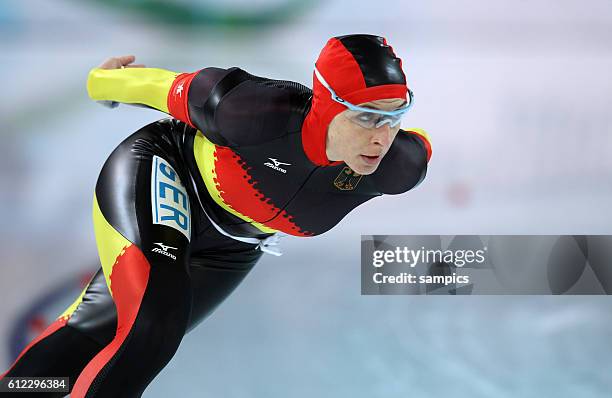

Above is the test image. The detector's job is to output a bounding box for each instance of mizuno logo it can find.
[264,158,291,173]
[154,242,177,252]
[151,242,177,260]
[269,158,291,167]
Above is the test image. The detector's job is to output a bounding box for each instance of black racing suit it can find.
[0,66,431,397]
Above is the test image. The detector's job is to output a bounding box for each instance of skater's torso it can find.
[164,67,430,238]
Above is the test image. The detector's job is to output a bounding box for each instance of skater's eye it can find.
[356,113,377,123]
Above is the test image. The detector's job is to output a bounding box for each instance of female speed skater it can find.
[1,34,431,397]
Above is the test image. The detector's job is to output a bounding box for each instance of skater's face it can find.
[326,98,405,175]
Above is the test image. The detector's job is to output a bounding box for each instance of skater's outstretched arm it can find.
[87,55,312,148]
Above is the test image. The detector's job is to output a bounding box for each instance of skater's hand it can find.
[92,55,145,108]
[98,55,145,70]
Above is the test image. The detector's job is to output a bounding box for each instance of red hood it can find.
[301,36,408,166]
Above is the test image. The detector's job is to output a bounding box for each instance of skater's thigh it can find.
[186,240,262,332]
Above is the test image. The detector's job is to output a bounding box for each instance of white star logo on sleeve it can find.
[175,82,184,97]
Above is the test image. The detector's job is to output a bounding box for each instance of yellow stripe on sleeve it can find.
[87,67,178,113]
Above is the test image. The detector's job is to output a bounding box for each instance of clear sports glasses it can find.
[314,66,414,129]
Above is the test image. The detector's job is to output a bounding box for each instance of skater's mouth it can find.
[360,154,381,165]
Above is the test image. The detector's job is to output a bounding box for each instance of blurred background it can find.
[1,0,611,396]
